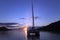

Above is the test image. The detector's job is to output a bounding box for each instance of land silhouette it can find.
[0,23,18,31]
[38,20,60,33]
[0,20,60,32]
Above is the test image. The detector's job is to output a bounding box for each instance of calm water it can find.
[40,31,60,40]
[0,30,60,40]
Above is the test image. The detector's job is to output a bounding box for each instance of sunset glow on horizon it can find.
[0,0,60,26]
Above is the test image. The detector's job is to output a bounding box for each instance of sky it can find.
[0,0,60,26]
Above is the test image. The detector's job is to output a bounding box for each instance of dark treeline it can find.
[0,23,18,31]
[0,27,8,31]
[38,20,60,32]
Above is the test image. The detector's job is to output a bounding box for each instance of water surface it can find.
[0,30,60,40]
[40,31,60,40]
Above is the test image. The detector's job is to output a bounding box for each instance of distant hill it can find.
[0,27,9,31]
[38,20,60,32]
[0,23,19,31]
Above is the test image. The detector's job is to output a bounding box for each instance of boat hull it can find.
[27,29,40,38]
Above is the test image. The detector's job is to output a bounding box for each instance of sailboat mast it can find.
[27,0,40,38]
[32,0,34,29]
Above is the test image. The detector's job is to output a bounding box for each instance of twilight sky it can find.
[0,0,60,26]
